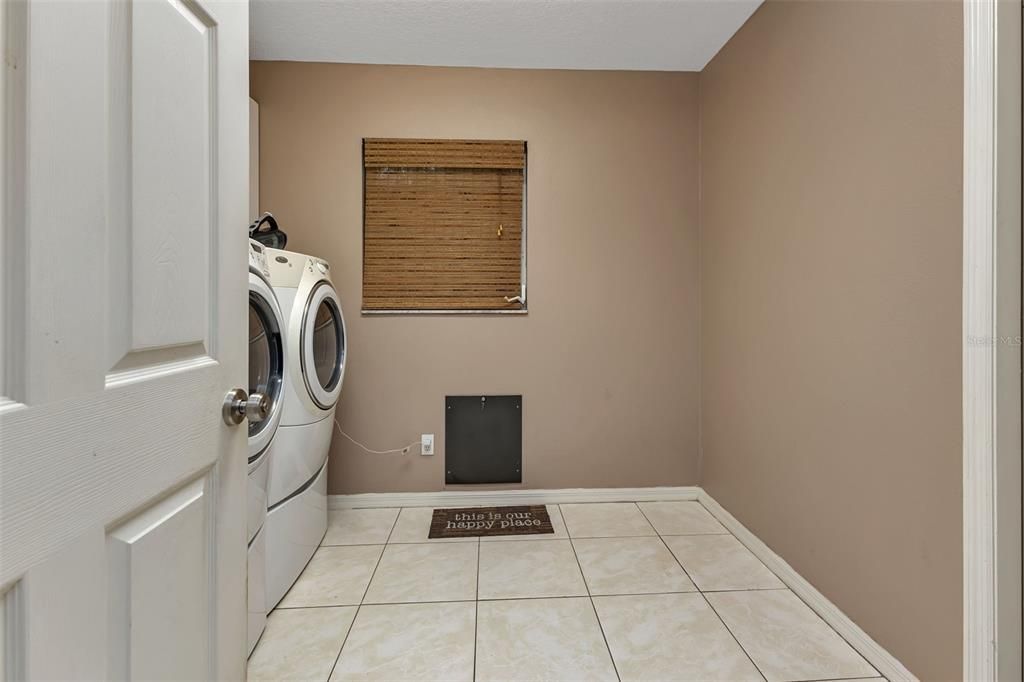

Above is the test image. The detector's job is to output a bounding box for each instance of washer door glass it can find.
[312,298,343,391]
[248,294,283,437]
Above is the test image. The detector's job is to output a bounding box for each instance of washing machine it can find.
[263,247,347,609]
[246,239,286,655]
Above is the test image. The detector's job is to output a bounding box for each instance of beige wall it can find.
[698,2,963,680]
[251,63,701,494]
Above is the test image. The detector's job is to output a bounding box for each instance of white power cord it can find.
[333,418,419,455]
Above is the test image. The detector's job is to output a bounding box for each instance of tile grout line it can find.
[692,499,882,678]
[323,534,735,549]
[699,592,768,682]
[635,502,768,682]
[270,587,796,611]
[324,507,402,681]
[786,671,884,675]
[473,536,481,681]
[628,501,658,536]
[321,540,477,547]
[563,503,622,682]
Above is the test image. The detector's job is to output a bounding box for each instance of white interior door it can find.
[0,0,249,679]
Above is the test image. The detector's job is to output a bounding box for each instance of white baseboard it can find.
[696,490,917,682]
[327,486,699,510]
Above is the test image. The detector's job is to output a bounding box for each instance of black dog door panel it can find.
[445,395,522,484]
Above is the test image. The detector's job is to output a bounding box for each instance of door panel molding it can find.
[129,0,215,353]
[107,474,212,681]
[106,342,213,382]
[0,582,25,681]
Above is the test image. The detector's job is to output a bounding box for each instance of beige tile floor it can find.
[248,501,884,682]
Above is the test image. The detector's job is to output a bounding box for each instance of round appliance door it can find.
[301,281,346,410]
[249,276,285,461]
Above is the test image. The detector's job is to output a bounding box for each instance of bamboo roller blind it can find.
[363,138,526,311]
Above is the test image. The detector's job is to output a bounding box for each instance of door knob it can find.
[222,388,269,426]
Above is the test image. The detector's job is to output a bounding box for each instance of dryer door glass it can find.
[312,299,342,391]
[249,293,283,437]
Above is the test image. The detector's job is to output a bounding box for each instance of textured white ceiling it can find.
[250,0,762,72]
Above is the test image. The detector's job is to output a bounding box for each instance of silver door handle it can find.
[222,389,269,426]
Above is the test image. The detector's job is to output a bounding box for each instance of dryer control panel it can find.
[248,238,270,279]
[264,248,333,289]
[308,259,329,276]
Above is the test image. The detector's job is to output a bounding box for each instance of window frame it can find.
[360,138,528,315]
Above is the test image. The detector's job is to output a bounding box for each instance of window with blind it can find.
[362,138,526,312]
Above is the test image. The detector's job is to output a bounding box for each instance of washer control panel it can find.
[263,248,331,288]
[248,239,270,279]
[308,258,329,276]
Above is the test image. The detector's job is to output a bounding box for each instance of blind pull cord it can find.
[504,285,526,305]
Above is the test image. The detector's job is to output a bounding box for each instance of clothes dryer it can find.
[262,247,346,609]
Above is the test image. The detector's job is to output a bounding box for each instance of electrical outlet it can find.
[421,434,435,455]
